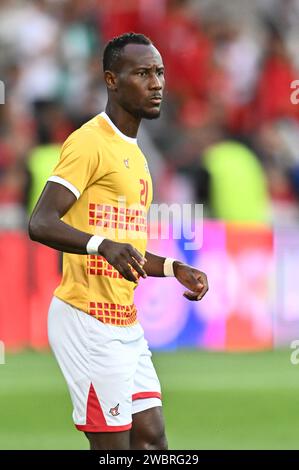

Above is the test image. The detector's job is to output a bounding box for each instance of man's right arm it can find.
[28,181,147,282]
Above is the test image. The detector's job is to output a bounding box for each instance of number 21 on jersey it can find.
[140,179,148,206]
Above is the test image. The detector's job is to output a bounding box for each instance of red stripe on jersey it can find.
[74,383,132,432]
[86,383,107,428]
[132,392,162,401]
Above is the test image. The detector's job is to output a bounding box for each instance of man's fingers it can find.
[198,274,209,298]
[115,263,138,283]
[183,281,208,301]
[183,290,199,301]
[187,275,204,292]
[199,283,209,298]
[121,251,147,279]
[128,246,146,265]
[129,257,147,279]
[177,268,208,301]
[192,272,208,297]
[108,243,148,282]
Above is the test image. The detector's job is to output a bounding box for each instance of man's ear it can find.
[104,70,118,91]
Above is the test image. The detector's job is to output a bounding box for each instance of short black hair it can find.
[103,32,152,72]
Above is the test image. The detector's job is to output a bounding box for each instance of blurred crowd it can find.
[1,0,299,228]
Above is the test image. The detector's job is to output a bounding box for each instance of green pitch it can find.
[0,349,298,449]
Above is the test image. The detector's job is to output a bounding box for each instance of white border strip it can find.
[100,112,137,144]
[48,176,80,199]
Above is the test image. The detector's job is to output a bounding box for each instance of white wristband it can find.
[86,235,105,255]
[163,258,176,277]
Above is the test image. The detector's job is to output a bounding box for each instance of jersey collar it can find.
[100,112,138,145]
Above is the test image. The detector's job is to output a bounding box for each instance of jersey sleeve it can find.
[48,129,101,198]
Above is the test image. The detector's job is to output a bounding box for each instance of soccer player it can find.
[29,32,208,450]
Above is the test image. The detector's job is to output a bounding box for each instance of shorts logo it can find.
[109,403,120,416]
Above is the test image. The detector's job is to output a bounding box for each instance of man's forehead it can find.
[121,43,163,67]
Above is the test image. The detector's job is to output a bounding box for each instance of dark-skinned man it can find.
[29,32,208,451]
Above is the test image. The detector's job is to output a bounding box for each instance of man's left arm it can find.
[144,251,209,301]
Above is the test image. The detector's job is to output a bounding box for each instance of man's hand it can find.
[99,239,147,283]
[173,262,208,301]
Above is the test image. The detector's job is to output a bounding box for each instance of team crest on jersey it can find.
[109,404,120,416]
[123,158,130,168]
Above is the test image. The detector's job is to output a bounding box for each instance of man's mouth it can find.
[149,96,162,105]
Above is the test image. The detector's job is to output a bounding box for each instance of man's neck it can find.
[105,102,141,139]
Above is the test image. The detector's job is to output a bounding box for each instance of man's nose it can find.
[149,74,163,89]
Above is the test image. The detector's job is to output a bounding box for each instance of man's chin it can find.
[141,108,161,120]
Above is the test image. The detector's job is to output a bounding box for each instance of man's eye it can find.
[137,71,147,76]
[158,70,164,76]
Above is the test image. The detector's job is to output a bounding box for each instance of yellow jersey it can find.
[48,112,153,326]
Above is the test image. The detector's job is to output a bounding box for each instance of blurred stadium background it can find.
[1,0,299,449]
